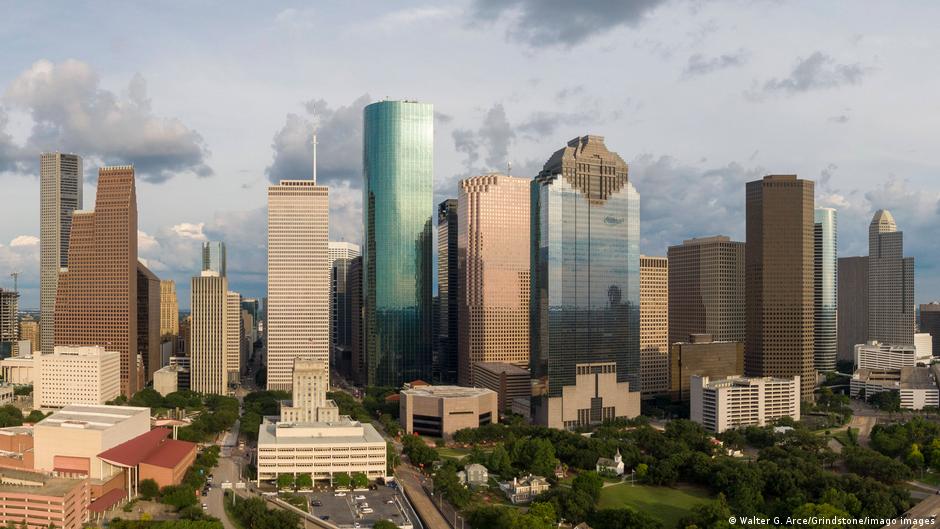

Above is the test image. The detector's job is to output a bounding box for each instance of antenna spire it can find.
[507,161,512,176]
[312,131,318,184]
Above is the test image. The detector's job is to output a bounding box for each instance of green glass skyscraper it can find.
[362,100,434,386]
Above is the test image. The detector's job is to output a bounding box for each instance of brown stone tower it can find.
[55,165,140,397]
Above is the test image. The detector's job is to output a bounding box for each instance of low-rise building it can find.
[0,427,34,470]
[855,341,923,371]
[531,361,640,430]
[473,362,531,413]
[498,474,549,504]
[669,335,744,402]
[0,468,89,529]
[97,428,197,490]
[882,494,940,528]
[33,405,151,502]
[916,333,934,360]
[690,375,800,433]
[153,365,180,397]
[168,356,191,391]
[0,384,12,406]
[461,463,488,487]
[35,346,121,409]
[851,367,940,410]
[0,355,34,385]
[595,449,624,476]
[400,385,498,438]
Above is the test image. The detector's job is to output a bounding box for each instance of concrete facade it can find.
[280,359,338,423]
[640,256,669,397]
[153,365,180,397]
[0,356,34,385]
[534,362,640,431]
[35,346,121,409]
[691,375,800,433]
[473,362,531,412]
[191,272,230,395]
[855,341,924,371]
[400,386,498,438]
[0,469,89,529]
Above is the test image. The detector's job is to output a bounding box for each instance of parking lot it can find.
[307,487,416,529]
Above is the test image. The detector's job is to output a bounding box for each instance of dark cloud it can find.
[452,104,516,172]
[471,0,668,48]
[555,85,585,101]
[517,111,593,140]
[829,114,850,124]
[434,111,454,125]
[3,60,212,182]
[0,106,28,174]
[266,94,371,184]
[683,49,748,77]
[750,52,868,98]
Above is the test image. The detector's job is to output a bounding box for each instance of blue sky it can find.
[1,0,939,309]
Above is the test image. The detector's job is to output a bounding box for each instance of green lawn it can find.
[437,447,471,460]
[597,483,712,527]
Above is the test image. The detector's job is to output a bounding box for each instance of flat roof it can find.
[401,385,496,399]
[258,418,385,447]
[37,404,149,432]
[0,468,81,497]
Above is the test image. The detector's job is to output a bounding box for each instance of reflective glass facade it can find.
[362,101,434,386]
[530,136,641,402]
[814,208,838,371]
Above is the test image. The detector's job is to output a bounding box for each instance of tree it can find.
[25,410,46,423]
[333,473,351,489]
[433,463,471,508]
[276,473,294,490]
[635,463,648,480]
[677,494,733,529]
[488,445,514,477]
[792,502,851,529]
[160,485,197,510]
[139,479,160,500]
[295,473,312,489]
[352,472,369,489]
[906,443,925,473]
[373,522,399,529]
[571,471,603,501]
[387,442,400,474]
[588,507,663,529]
[843,446,912,483]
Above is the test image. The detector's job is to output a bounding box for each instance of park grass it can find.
[597,483,712,527]
[831,428,859,448]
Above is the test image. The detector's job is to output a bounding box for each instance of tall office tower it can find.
[280,358,339,423]
[530,135,641,429]
[837,256,868,364]
[744,175,815,400]
[362,100,433,387]
[868,210,915,347]
[814,208,838,372]
[55,165,140,397]
[39,152,83,354]
[349,256,364,385]
[667,236,745,344]
[328,242,360,378]
[137,262,161,382]
[0,289,18,357]
[437,199,458,384]
[160,280,179,349]
[191,271,229,395]
[202,241,227,277]
[921,303,940,357]
[179,316,192,356]
[456,174,530,387]
[18,315,39,353]
[267,180,329,391]
[640,256,669,397]
[226,291,242,384]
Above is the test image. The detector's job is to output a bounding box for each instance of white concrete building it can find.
[153,365,180,397]
[855,341,922,371]
[280,359,338,423]
[35,346,121,409]
[916,333,934,361]
[267,180,329,391]
[690,375,800,433]
[191,272,240,395]
[0,356,35,385]
[850,367,940,410]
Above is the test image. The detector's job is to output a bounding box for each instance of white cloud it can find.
[171,222,207,241]
[9,235,38,247]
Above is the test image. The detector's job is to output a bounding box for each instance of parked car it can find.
[386,500,395,504]
[360,508,374,514]
[354,495,366,500]
[320,516,330,521]
[334,492,346,497]
[311,500,322,507]
[201,503,208,511]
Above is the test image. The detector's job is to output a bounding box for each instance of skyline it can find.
[1,1,940,309]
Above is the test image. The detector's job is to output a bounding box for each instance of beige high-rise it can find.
[40,153,83,354]
[191,271,229,395]
[745,175,815,400]
[35,346,121,409]
[160,280,179,340]
[267,180,329,391]
[18,316,39,353]
[226,291,242,384]
[456,174,530,387]
[667,236,745,344]
[640,256,669,397]
[280,359,339,423]
[55,165,139,397]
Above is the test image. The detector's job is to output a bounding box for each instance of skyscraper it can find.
[640,256,669,397]
[137,262,161,382]
[160,280,179,349]
[55,165,139,397]
[226,291,242,385]
[814,208,838,372]
[18,315,39,354]
[191,271,229,395]
[920,303,940,357]
[437,199,458,384]
[349,256,364,385]
[362,100,433,387]
[530,135,641,429]
[667,236,745,344]
[40,152,83,354]
[837,256,868,364]
[456,174,530,387]
[745,175,815,400]
[0,289,18,358]
[868,210,915,347]
[328,242,360,378]
[267,180,329,391]
[202,241,227,277]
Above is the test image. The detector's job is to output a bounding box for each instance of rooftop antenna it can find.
[312,130,318,184]
[9,272,18,294]
[507,161,512,176]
